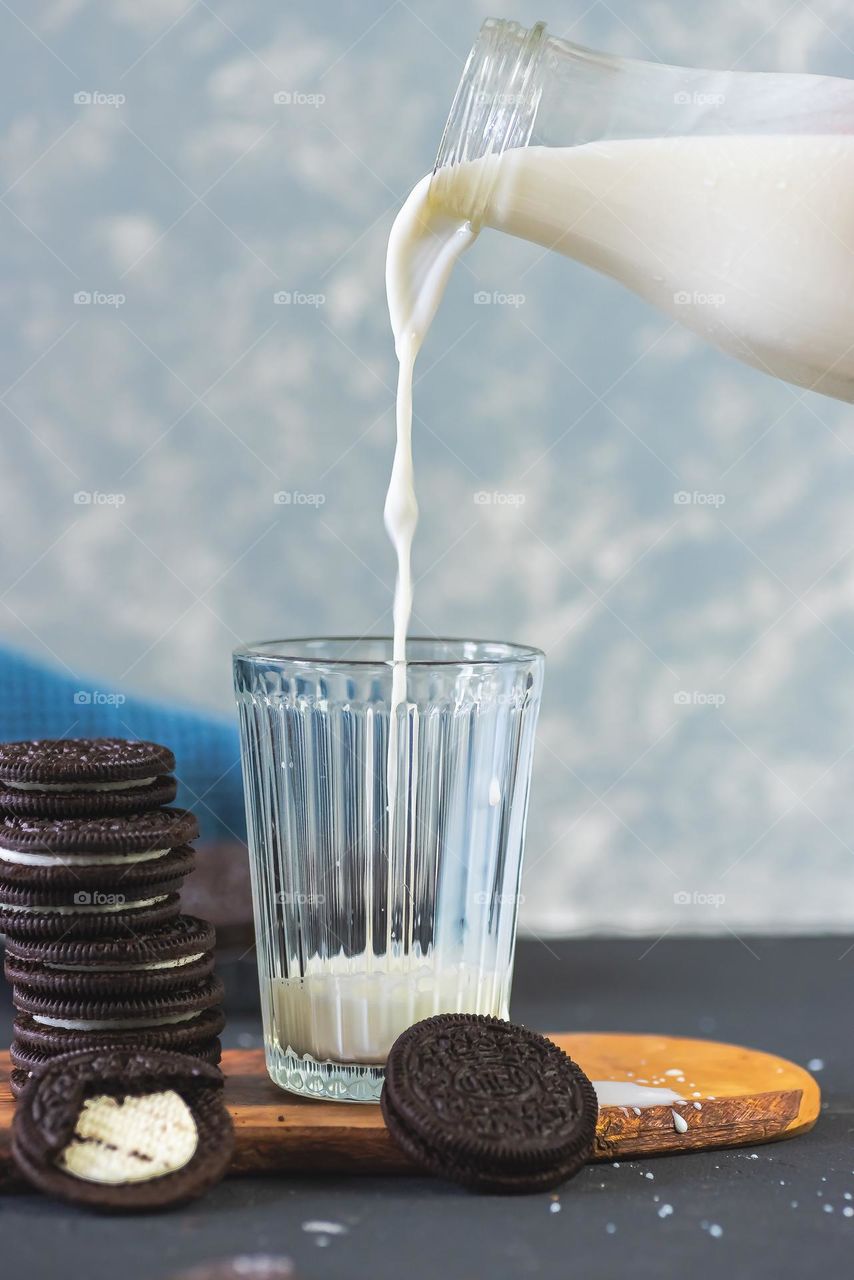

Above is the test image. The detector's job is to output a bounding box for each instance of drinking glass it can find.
[233,637,544,1101]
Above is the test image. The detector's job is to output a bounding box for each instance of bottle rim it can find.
[430,18,548,227]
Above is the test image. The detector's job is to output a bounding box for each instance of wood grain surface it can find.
[0,1032,820,1183]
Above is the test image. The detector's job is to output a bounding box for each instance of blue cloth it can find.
[0,645,245,844]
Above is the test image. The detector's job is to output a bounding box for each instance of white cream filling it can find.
[57,1091,198,1184]
[6,777,158,793]
[44,953,205,973]
[4,895,166,915]
[33,1010,202,1030]
[0,847,170,867]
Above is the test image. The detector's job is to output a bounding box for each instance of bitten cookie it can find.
[12,1047,233,1210]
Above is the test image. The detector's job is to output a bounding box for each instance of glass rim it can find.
[233,635,544,669]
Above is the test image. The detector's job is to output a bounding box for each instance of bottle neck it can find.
[431,19,547,228]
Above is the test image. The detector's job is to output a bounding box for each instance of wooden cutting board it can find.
[0,1033,819,1182]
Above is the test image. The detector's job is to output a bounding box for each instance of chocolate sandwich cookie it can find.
[10,1040,65,1075]
[4,913,215,973]
[0,739,177,818]
[0,807,198,858]
[0,886,181,938]
[6,1043,57,1098]
[1,777,177,819]
[381,1014,599,1193]
[10,1045,222,1090]
[12,1047,233,1210]
[0,843,195,891]
[5,922,215,997]
[9,1035,222,1079]
[13,1005,226,1057]
[13,974,225,1030]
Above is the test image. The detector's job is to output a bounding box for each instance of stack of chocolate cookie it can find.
[0,739,224,1095]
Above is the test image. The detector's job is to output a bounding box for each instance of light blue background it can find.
[2,0,853,934]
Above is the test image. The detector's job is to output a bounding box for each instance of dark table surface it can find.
[2,935,851,1279]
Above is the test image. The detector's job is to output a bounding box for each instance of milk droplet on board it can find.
[671,1109,688,1134]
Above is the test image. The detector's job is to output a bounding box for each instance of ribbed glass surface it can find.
[234,638,543,1101]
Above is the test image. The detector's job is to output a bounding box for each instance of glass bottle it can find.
[429,18,854,400]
